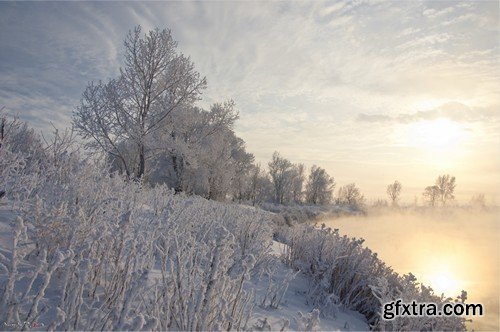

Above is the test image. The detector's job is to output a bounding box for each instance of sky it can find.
[1,1,499,203]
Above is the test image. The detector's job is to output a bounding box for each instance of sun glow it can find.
[428,270,461,296]
[419,254,466,298]
[406,118,466,150]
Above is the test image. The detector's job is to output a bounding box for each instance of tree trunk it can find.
[171,154,184,193]
[137,144,145,180]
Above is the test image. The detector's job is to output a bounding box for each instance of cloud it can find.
[423,6,455,19]
[0,1,498,201]
[356,113,393,123]
[356,102,499,124]
[1,1,498,132]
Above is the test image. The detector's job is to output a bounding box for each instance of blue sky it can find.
[1,1,498,202]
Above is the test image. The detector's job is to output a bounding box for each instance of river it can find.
[322,208,499,331]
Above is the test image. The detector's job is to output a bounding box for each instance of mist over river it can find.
[322,208,499,331]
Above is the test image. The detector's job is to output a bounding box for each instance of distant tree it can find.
[386,180,402,206]
[231,141,256,202]
[73,26,207,180]
[336,183,365,210]
[470,193,486,209]
[423,185,439,207]
[435,174,456,206]
[372,199,388,208]
[246,163,273,206]
[423,175,456,207]
[305,165,335,205]
[290,163,305,203]
[268,152,294,204]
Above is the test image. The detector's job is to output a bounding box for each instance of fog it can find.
[322,207,499,331]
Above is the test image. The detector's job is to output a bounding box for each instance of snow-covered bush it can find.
[277,223,467,331]
[296,309,320,331]
[0,122,274,330]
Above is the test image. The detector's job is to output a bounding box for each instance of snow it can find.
[0,197,369,331]
[0,206,15,252]
[249,241,368,331]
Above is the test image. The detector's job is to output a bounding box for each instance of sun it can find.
[406,118,466,150]
[428,270,461,296]
[418,254,465,297]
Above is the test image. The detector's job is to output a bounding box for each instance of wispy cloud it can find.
[357,102,499,124]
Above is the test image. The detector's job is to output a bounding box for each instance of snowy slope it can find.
[0,204,368,331]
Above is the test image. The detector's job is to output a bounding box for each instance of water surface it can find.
[322,208,499,331]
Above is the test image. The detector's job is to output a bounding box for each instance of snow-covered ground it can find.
[248,241,368,331]
[0,198,368,331]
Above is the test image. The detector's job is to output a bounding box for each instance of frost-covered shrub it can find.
[0,123,274,330]
[296,309,321,331]
[277,224,467,331]
[370,275,470,331]
[259,260,298,310]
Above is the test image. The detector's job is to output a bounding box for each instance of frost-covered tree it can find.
[423,175,456,207]
[423,185,439,207]
[101,97,254,200]
[184,104,252,200]
[229,140,255,201]
[145,101,238,191]
[0,111,51,179]
[386,180,402,206]
[305,165,335,205]
[435,174,456,206]
[202,133,250,200]
[73,26,206,180]
[336,183,365,210]
[290,163,305,203]
[250,164,274,205]
[0,112,45,162]
[268,152,294,204]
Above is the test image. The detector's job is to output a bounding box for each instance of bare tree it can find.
[435,174,456,206]
[386,180,402,206]
[73,26,206,179]
[336,183,365,210]
[305,165,335,205]
[423,185,439,207]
